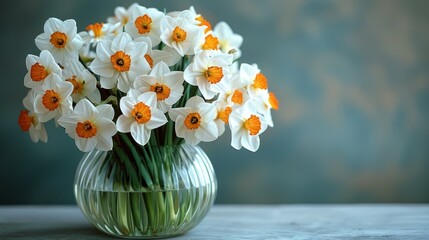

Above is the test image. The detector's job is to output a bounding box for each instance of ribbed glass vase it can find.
[74,136,217,239]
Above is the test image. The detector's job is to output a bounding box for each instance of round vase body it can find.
[74,143,217,239]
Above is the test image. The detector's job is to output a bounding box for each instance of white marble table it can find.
[1,205,428,239]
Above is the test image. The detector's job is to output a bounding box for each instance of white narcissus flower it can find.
[220,87,250,110]
[79,22,120,45]
[58,99,117,152]
[107,3,138,27]
[160,12,204,56]
[18,90,48,143]
[184,51,233,100]
[89,32,150,92]
[125,5,164,45]
[169,96,218,145]
[189,6,213,34]
[117,91,168,146]
[24,50,62,89]
[35,18,83,64]
[213,21,243,60]
[253,91,279,128]
[195,32,220,53]
[213,99,232,137]
[33,74,73,123]
[134,37,181,68]
[62,61,101,104]
[218,61,250,109]
[134,62,184,113]
[229,101,268,152]
[240,63,269,99]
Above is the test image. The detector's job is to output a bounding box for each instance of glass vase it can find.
[74,135,217,239]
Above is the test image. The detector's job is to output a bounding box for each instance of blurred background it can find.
[1,0,428,204]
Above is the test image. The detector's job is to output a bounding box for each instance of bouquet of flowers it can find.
[17,3,280,237]
[18,3,279,153]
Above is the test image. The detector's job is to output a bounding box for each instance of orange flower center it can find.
[195,15,212,33]
[205,66,223,84]
[50,31,68,48]
[217,106,232,124]
[135,14,152,34]
[86,23,104,38]
[202,34,219,50]
[184,112,201,130]
[66,76,84,94]
[42,90,61,111]
[131,102,151,124]
[30,63,49,82]
[172,26,187,43]
[269,92,279,110]
[253,73,268,90]
[76,121,97,138]
[150,83,171,101]
[110,51,131,72]
[144,54,154,68]
[18,110,33,132]
[231,89,243,105]
[244,115,261,136]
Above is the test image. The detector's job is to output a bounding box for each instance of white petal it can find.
[44,18,62,33]
[240,63,259,84]
[57,113,78,130]
[134,75,156,90]
[185,133,200,145]
[241,134,260,152]
[163,71,184,88]
[111,32,132,52]
[96,40,113,62]
[86,89,102,104]
[174,116,187,137]
[130,123,151,146]
[145,109,167,129]
[231,129,244,150]
[127,41,147,59]
[40,50,61,73]
[23,90,36,111]
[76,137,97,152]
[35,34,51,52]
[195,122,218,142]
[117,73,132,92]
[183,63,199,85]
[62,19,77,38]
[215,119,226,136]
[96,104,115,120]
[198,102,217,121]
[150,61,170,77]
[100,76,117,89]
[185,96,204,108]
[119,96,135,117]
[127,89,142,98]
[90,58,114,77]
[25,54,38,71]
[38,124,48,143]
[96,118,117,138]
[116,115,133,133]
[137,92,157,109]
[169,107,191,121]
[73,99,94,120]
[96,134,113,151]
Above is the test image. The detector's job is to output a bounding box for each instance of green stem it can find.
[118,133,154,189]
[113,144,140,191]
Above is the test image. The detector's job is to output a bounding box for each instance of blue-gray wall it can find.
[1,0,429,204]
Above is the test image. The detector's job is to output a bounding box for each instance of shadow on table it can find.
[0,223,118,239]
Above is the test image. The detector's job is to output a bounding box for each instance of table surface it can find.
[0,204,428,239]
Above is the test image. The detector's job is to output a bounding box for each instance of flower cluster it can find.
[18,3,279,152]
